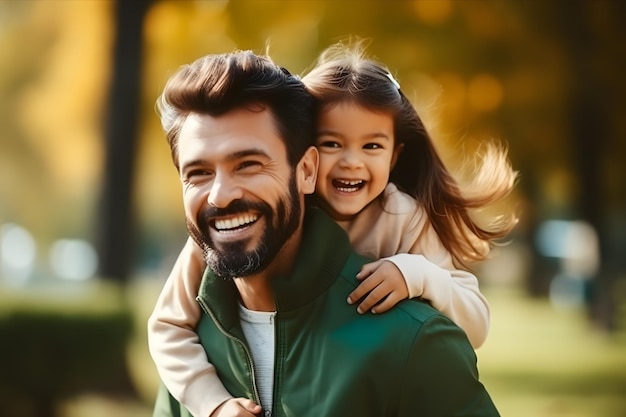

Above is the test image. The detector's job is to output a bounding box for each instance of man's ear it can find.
[297,146,318,195]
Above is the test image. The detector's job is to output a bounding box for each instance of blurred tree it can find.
[96,0,153,283]
[556,0,625,330]
[507,0,626,329]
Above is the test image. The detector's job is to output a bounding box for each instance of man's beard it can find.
[186,175,301,280]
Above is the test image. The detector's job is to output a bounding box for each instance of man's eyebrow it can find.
[180,159,207,172]
[230,148,271,160]
[180,148,271,171]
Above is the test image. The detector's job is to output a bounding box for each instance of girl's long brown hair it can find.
[302,41,518,268]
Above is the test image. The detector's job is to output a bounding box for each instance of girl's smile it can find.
[315,102,402,222]
[333,178,366,193]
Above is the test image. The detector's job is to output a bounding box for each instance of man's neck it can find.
[234,274,275,311]
[234,224,303,312]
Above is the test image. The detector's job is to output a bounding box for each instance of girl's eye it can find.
[318,140,341,148]
[364,143,383,150]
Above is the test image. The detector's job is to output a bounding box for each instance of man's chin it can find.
[204,240,267,278]
[209,237,256,256]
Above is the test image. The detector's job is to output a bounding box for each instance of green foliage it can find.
[0,308,136,417]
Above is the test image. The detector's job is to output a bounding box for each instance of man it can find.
[152,50,500,417]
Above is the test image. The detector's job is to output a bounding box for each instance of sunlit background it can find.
[1,1,625,416]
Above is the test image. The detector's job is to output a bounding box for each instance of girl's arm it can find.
[147,237,233,417]
[396,219,490,349]
[384,252,488,349]
[349,253,489,349]
[346,186,490,349]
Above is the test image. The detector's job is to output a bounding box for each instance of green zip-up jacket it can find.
[153,208,500,417]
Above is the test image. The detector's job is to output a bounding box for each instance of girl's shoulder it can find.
[382,183,420,214]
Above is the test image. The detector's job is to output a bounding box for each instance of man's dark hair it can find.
[157,50,316,169]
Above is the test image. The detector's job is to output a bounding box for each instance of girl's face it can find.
[315,102,402,222]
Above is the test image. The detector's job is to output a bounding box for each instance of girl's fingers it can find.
[370,292,404,314]
[212,398,262,417]
[356,283,391,314]
[237,398,263,413]
[350,261,408,313]
[347,281,376,305]
[348,271,384,304]
[355,259,385,280]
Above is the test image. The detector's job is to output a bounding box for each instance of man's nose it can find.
[207,172,244,208]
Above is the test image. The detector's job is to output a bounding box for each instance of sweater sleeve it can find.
[384,253,489,349]
[378,187,490,349]
[147,237,233,417]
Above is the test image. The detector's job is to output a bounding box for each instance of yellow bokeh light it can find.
[411,0,453,25]
[467,73,503,112]
[16,1,112,195]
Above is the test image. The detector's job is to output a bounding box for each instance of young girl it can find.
[148,42,518,417]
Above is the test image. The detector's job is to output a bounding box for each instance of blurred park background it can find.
[1,0,625,416]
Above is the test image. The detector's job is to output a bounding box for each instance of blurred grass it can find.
[3,279,623,417]
[479,286,626,417]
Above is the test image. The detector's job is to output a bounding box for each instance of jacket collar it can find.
[197,208,351,331]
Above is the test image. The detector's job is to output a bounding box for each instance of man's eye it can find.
[190,169,211,176]
[238,160,262,171]
[185,169,212,181]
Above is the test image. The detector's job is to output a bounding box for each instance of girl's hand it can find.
[347,259,409,314]
[210,398,262,417]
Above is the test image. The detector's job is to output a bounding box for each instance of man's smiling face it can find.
[177,108,302,279]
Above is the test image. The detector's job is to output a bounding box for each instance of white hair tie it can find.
[386,72,400,90]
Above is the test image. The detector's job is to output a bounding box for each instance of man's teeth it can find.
[215,214,258,231]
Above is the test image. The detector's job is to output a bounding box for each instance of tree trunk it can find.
[96,0,152,283]
[559,0,618,330]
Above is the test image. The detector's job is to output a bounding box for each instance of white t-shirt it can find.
[239,304,276,416]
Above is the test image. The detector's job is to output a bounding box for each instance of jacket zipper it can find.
[196,297,262,406]
[269,312,280,417]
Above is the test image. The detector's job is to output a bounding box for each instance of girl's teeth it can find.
[333,179,364,193]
